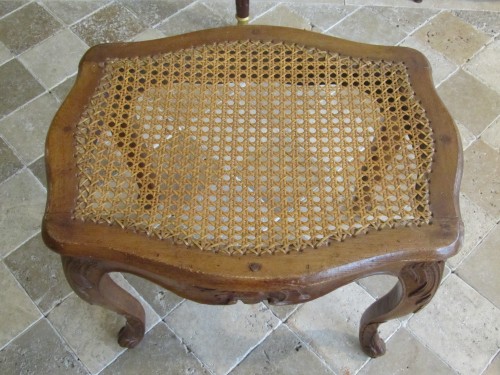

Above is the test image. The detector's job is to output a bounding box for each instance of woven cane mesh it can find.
[73,40,434,255]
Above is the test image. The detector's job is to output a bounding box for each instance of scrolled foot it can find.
[62,256,146,348]
[118,321,144,348]
[360,323,386,358]
[359,261,443,357]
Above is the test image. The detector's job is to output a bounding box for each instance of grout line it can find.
[224,318,283,375]
[0,315,43,351]
[162,296,187,317]
[0,133,27,171]
[248,2,281,24]
[1,229,41,261]
[161,298,187,319]
[0,0,33,21]
[434,65,459,89]
[27,162,46,191]
[404,327,459,374]
[36,0,72,30]
[283,321,339,375]
[0,89,48,123]
[44,317,93,375]
[162,319,217,375]
[152,0,205,30]
[43,291,75,318]
[407,274,500,375]
[455,269,500,311]
[477,113,500,143]
[447,195,497,272]
[0,259,46,351]
[68,0,115,28]
[397,9,444,46]
[323,5,361,34]
[479,347,500,375]
[0,166,29,190]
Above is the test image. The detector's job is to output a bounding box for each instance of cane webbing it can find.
[73,40,434,255]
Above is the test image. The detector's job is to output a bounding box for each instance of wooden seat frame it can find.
[42,26,463,357]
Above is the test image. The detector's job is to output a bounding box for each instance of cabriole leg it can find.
[62,256,146,348]
[359,261,444,357]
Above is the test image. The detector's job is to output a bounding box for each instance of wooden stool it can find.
[42,26,462,357]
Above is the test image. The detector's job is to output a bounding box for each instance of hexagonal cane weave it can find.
[73,40,434,255]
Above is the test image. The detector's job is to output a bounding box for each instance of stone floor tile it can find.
[19,29,88,89]
[119,0,195,26]
[0,0,28,17]
[455,121,476,150]
[457,224,500,309]
[252,4,311,30]
[401,35,458,86]
[328,8,407,45]
[0,137,22,183]
[202,0,276,26]
[231,324,333,375]
[157,2,225,37]
[358,328,455,375]
[0,319,88,375]
[430,0,500,11]
[287,283,400,374]
[0,170,45,257]
[453,10,500,36]
[408,274,500,375]
[71,3,145,46]
[346,0,500,11]
[447,193,496,269]
[131,28,165,42]
[481,117,500,151]
[0,261,41,348]
[483,352,500,375]
[465,39,500,94]
[165,301,279,374]
[287,4,357,32]
[0,59,44,119]
[357,274,398,299]
[413,12,491,64]
[0,41,13,66]
[0,2,62,55]
[101,322,208,375]
[368,6,438,33]
[4,233,72,314]
[52,74,77,103]
[0,93,59,164]
[462,140,500,218]
[48,275,159,374]
[345,0,424,8]
[437,70,500,136]
[123,273,183,317]
[42,0,112,25]
[265,302,301,321]
[28,155,47,188]
[255,0,343,3]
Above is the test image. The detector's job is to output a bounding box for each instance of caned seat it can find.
[42,26,462,356]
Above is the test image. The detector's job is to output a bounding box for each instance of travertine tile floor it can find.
[0,1,499,374]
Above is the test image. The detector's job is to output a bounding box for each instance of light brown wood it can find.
[42,26,462,355]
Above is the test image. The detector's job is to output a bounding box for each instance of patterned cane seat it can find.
[72,39,434,256]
